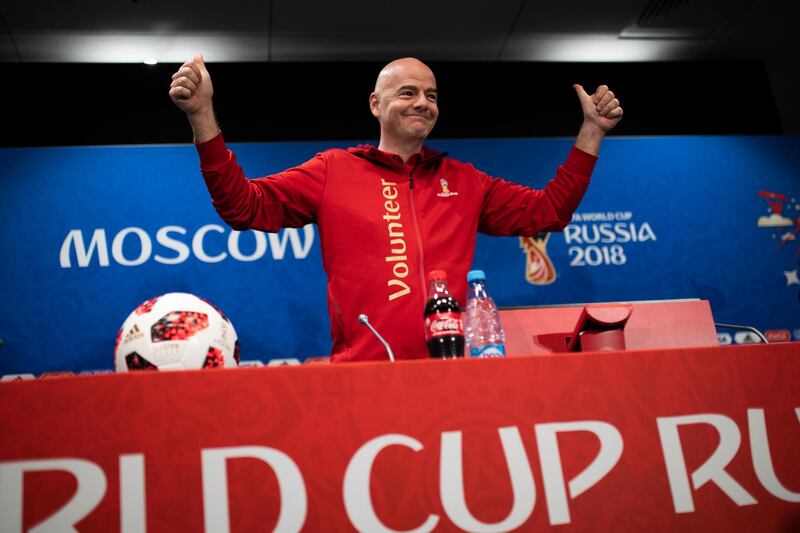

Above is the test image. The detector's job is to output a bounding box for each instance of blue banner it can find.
[1,136,798,374]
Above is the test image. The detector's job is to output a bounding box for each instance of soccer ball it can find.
[114,292,239,372]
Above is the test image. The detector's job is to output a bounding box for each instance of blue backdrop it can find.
[1,136,798,374]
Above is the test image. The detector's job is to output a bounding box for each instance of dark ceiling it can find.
[1,0,798,144]
[2,0,796,63]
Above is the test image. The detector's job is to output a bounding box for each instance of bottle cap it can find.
[467,270,486,282]
[428,270,447,281]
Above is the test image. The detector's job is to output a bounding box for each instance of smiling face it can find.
[370,58,439,147]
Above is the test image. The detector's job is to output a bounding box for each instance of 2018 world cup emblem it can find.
[437,178,458,197]
[520,232,556,285]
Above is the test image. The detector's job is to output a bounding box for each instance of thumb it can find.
[573,83,590,101]
[194,54,207,73]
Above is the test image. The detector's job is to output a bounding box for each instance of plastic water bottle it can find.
[464,270,506,357]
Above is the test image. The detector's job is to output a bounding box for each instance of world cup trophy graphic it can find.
[520,232,557,285]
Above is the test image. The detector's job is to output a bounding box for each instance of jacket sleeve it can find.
[477,146,596,236]
[196,133,325,232]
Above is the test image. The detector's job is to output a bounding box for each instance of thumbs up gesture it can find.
[573,84,623,134]
[169,54,214,117]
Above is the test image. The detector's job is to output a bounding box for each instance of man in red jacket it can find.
[169,57,623,362]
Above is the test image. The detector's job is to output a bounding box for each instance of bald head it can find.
[374,57,436,94]
[370,57,439,156]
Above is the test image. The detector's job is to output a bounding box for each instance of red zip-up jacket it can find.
[196,134,596,362]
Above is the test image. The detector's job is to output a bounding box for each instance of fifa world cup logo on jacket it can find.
[520,232,556,285]
[437,178,458,198]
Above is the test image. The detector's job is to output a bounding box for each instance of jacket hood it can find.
[347,144,447,172]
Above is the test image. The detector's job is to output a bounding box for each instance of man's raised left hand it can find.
[574,84,623,134]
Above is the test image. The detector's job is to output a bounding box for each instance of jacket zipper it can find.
[408,168,429,314]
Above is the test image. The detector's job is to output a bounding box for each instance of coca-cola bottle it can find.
[424,270,464,358]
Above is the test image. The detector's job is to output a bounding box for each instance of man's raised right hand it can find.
[169,55,214,117]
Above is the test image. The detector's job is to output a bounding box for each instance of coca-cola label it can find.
[425,312,464,339]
